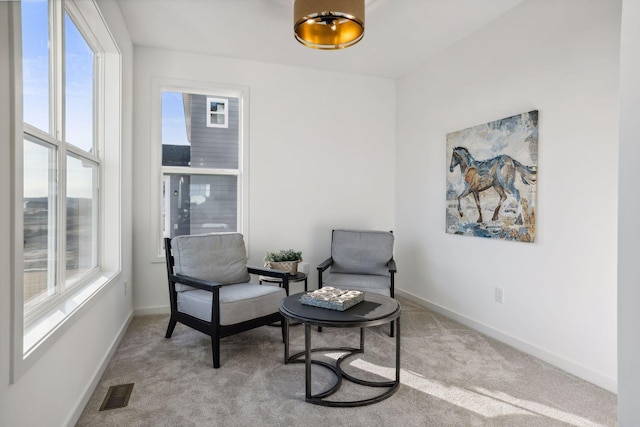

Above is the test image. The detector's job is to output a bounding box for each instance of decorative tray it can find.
[300,287,364,311]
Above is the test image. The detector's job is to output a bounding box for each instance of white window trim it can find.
[9,0,123,383]
[206,97,229,128]
[150,78,250,261]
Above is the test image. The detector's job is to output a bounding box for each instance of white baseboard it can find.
[395,288,617,394]
[133,305,170,316]
[66,311,134,427]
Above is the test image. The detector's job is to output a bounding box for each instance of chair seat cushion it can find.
[323,273,391,296]
[177,283,286,325]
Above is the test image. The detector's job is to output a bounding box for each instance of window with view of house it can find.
[161,91,243,242]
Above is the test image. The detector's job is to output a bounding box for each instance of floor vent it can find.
[99,383,134,411]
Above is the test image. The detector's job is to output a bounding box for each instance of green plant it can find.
[264,249,302,263]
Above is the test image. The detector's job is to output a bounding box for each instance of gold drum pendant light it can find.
[294,0,365,50]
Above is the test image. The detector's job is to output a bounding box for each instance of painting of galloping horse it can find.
[446,110,538,242]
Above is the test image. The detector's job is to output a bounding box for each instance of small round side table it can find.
[259,271,307,292]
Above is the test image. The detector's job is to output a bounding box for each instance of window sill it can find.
[15,270,121,381]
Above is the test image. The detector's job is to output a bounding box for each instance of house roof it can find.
[162,145,190,167]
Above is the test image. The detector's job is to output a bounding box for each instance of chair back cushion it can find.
[330,230,394,276]
[171,233,250,285]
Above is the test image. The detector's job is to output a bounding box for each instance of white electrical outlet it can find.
[495,287,504,304]
[298,262,310,274]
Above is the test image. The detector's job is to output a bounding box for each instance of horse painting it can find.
[449,146,537,224]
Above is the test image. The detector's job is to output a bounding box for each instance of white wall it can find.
[0,0,629,423]
[395,0,620,391]
[132,47,396,312]
[617,0,640,422]
[0,1,134,426]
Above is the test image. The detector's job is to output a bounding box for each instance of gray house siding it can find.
[190,95,239,169]
[162,93,239,238]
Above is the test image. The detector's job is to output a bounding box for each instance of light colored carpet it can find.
[76,297,617,426]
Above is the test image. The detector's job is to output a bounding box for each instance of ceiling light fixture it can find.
[294,0,365,50]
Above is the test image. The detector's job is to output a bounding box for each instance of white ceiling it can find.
[115,0,524,78]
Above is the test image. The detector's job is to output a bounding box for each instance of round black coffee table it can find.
[279,292,401,407]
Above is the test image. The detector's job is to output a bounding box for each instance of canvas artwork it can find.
[446,110,538,242]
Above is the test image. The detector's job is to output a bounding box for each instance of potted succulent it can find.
[264,249,303,275]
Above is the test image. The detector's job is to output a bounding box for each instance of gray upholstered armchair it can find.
[164,233,289,368]
[317,229,397,336]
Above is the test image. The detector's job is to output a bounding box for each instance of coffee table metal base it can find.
[284,320,401,407]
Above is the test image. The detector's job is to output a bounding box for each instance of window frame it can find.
[151,78,250,260]
[205,96,229,128]
[10,0,123,383]
[21,0,102,326]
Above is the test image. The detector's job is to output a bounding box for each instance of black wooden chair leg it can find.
[165,318,177,338]
[212,334,221,369]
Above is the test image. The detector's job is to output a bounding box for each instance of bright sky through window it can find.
[22,4,95,199]
[65,12,94,152]
[22,0,49,133]
[162,91,189,146]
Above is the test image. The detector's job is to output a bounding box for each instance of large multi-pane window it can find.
[22,0,99,317]
[161,91,242,241]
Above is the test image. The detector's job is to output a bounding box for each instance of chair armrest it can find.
[171,274,222,292]
[317,257,333,272]
[249,266,290,294]
[317,257,333,291]
[388,259,397,273]
[248,266,289,279]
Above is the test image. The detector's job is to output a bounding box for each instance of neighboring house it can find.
[162,94,239,238]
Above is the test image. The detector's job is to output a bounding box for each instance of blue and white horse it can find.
[449,146,536,224]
